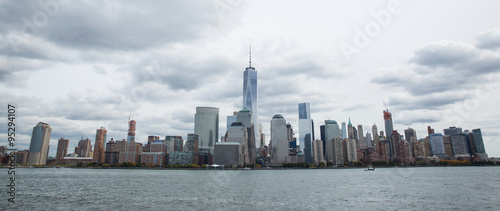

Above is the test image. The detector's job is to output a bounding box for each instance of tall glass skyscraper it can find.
[243,50,259,148]
[195,107,219,154]
[384,109,394,158]
[27,122,52,165]
[298,102,313,164]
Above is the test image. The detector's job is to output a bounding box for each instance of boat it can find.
[243,167,251,170]
[365,164,375,171]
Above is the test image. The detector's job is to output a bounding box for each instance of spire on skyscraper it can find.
[348,118,352,126]
[249,46,252,68]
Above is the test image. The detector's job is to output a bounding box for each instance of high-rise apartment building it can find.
[78,138,92,157]
[27,122,52,165]
[298,102,313,164]
[194,107,219,154]
[93,126,107,163]
[127,119,136,142]
[472,129,487,155]
[312,139,325,165]
[56,138,69,162]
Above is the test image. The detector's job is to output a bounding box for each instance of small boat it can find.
[243,167,251,170]
[365,164,375,171]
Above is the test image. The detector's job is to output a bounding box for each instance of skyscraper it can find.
[243,48,259,148]
[127,119,136,142]
[404,127,417,142]
[270,114,288,163]
[56,138,69,162]
[298,102,313,164]
[194,107,219,154]
[27,122,52,165]
[324,120,343,166]
[472,129,486,154]
[93,126,107,163]
[341,122,347,139]
[78,138,92,157]
[347,118,354,139]
[383,109,394,157]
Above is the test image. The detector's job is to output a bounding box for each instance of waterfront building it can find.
[194,107,219,154]
[93,126,107,163]
[383,109,395,158]
[243,49,259,148]
[214,142,243,166]
[184,134,199,153]
[472,129,488,160]
[56,138,69,163]
[165,136,183,152]
[119,141,142,164]
[443,135,453,158]
[324,120,342,166]
[127,119,136,142]
[270,114,288,163]
[78,138,92,157]
[14,150,29,165]
[429,133,445,156]
[27,122,52,165]
[344,138,357,163]
[298,102,313,164]
[105,140,119,165]
[312,139,325,165]
[450,134,469,157]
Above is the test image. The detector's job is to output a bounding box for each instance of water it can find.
[3,167,500,210]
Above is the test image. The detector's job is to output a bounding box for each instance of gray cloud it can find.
[1,1,219,51]
[475,28,500,50]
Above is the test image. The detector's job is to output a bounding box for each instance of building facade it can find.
[194,107,219,154]
[56,138,69,162]
[298,102,313,164]
[270,114,289,163]
[93,126,107,163]
[27,122,52,165]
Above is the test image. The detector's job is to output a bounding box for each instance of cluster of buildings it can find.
[0,52,490,167]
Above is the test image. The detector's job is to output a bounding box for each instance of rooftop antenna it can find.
[129,112,131,121]
[383,100,388,111]
[249,46,252,67]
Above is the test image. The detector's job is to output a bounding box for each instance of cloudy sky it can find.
[1,0,499,157]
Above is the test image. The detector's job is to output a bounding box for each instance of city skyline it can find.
[1,1,499,158]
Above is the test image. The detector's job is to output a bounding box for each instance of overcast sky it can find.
[1,0,499,157]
